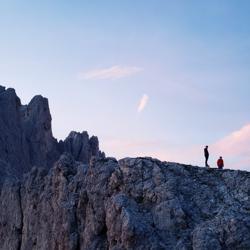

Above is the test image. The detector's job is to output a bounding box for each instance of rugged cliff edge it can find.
[0,86,249,250]
[1,155,249,250]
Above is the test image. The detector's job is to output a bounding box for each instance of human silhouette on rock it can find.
[204,146,209,167]
[217,156,224,169]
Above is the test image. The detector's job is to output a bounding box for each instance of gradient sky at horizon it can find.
[0,1,250,170]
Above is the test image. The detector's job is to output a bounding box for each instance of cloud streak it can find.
[137,94,149,113]
[212,123,250,170]
[78,65,143,80]
[213,123,250,155]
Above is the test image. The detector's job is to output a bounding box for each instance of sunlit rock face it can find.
[0,86,249,250]
[0,86,102,178]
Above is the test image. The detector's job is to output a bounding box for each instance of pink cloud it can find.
[212,123,250,170]
[213,123,250,155]
[78,65,143,80]
[102,138,163,158]
[102,124,250,172]
[153,124,250,170]
[102,137,201,165]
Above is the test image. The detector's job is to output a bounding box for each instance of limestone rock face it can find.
[0,155,249,250]
[0,86,101,178]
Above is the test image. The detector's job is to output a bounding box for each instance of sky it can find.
[0,1,250,171]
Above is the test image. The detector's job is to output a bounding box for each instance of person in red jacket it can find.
[217,156,224,169]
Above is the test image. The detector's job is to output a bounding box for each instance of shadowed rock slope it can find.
[0,86,103,178]
[0,155,249,250]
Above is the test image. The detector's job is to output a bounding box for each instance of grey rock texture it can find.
[0,155,249,250]
[60,131,104,164]
[0,86,102,178]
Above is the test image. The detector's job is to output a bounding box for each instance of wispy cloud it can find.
[213,123,250,155]
[78,65,143,80]
[212,123,250,170]
[137,94,149,113]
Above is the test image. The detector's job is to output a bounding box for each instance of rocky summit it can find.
[0,86,249,250]
[0,86,103,178]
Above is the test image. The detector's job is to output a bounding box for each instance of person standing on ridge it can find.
[217,156,224,169]
[204,146,209,167]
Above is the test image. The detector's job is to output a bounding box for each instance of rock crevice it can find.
[17,184,23,250]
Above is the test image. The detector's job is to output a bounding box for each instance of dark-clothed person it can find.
[204,146,209,167]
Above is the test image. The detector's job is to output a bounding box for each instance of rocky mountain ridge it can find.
[0,86,249,250]
[0,86,103,178]
[1,154,249,250]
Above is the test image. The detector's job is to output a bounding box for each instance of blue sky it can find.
[0,1,250,170]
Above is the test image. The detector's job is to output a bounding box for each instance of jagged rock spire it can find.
[0,86,102,178]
